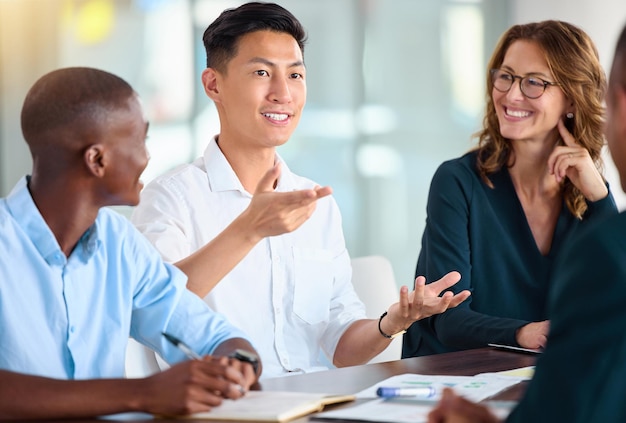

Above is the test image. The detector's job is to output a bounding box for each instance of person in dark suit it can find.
[427,22,626,423]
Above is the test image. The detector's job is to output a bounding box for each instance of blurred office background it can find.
[1,0,625,286]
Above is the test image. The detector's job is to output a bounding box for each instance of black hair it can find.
[202,2,307,71]
[21,67,135,145]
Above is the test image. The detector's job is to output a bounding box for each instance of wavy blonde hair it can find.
[475,20,606,219]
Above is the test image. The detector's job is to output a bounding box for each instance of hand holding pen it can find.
[157,332,250,400]
[127,344,249,416]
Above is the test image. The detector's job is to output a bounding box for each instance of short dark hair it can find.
[21,67,135,146]
[202,2,307,72]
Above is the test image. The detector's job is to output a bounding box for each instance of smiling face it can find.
[493,40,571,145]
[99,94,150,207]
[202,30,306,152]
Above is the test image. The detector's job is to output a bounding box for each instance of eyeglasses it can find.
[490,69,558,99]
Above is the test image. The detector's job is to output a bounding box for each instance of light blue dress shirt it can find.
[0,177,249,380]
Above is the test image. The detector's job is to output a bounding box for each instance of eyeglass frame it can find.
[489,68,558,99]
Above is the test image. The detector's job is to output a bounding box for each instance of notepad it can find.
[477,365,536,380]
[165,391,355,422]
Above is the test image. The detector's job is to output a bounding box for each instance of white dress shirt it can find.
[131,137,366,378]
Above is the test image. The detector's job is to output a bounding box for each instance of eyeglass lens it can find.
[491,69,548,99]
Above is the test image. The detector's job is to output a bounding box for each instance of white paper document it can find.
[314,397,516,423]
[353,372,523,401]
[315,372,523,423]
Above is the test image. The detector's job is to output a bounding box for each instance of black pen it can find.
[163,332,247,395]
[162,332,203,360]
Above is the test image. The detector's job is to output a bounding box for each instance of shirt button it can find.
[70,326,76,333]
[275,255,281,262]
[276,308,281,314]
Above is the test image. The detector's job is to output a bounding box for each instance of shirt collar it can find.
[203,136,298,195]
[6,176,101,265]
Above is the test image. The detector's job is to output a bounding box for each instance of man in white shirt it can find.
[132,1,470,378]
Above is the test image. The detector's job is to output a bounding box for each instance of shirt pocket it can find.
[292,247,334,325]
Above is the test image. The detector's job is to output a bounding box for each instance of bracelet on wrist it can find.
[378,311,407,339]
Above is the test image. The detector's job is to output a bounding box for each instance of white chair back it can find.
[350,255,402,363]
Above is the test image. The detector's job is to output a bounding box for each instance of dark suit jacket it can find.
[508,211,626,422]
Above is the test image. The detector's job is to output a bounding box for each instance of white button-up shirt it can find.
[131,138,366,378]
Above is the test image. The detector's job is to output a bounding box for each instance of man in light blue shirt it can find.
[0,67,260,419]
[0,177,243,379]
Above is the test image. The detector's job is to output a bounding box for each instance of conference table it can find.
[34,347,537,422]
[259,346,536,422]
[261,346,535,400]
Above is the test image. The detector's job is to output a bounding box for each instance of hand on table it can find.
[516,320,549,349]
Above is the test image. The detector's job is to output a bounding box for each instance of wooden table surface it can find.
[26,347,537,422]
[257,347,537,423]
[261,346,536,400]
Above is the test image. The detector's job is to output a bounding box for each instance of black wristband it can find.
[229,349,259,375]
[378,311,407,339]
[378,311,393,338]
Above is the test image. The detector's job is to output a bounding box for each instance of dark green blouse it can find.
[508,211,626,422]
[402,151,618,357]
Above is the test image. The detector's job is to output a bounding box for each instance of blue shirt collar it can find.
[5,176,101,265]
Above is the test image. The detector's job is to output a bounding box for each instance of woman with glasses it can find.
[402,20,618,358]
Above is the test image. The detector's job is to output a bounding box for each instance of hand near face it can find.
[384,271,470,333]
[428,388,502,423]
[138,357,249,417]
[242,162,333,239]
[547,119,608,201]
